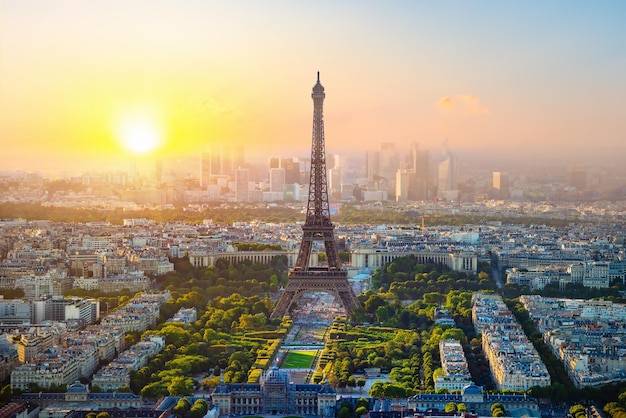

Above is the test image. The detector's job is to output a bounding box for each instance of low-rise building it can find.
[211,368,336,417]
[11,348,81,391]
[435,339,472,392]
[473,293,550,391]
[408,384,539,416]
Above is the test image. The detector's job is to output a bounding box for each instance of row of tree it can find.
[0,202,580,227]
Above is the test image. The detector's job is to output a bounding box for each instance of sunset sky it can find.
[1,1,625,173]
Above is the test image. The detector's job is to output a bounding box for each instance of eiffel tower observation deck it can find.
[270,73,360,320]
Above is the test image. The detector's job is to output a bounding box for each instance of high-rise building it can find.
[203,145,245,182]
[366,142,400,196]
[269,168,286,193]
[328,154,342,196]
[396,169,412,202]
[411,143,430,200]
[437,148,458,201]
[222,145,245,178]
[235,168,249,202]
[492,171,510,199]
[328,167,342,196]
[328,154,342,168]
[396,143,430,202]
[268,157,280,170]
[280,158,300,184]
[283,184,300,201]
[268,157,300,184]
[365,150,379,182]
[201,149,222,188]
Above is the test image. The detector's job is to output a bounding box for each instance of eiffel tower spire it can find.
[271,73,360,320]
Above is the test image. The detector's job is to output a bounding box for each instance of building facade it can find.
[408,384,539,416]
[211,368,336,417]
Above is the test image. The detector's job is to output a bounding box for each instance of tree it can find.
[96,413,111,418]
[357,378,366,391]
[124,332,137,347]
[168,377,194,396]
[158,325,192,346]
[356,406,368,417]
[229,351,251,366]
[202,376,221,389]
[491,402,505,417]
[440,328,465,342]
[338,401,354,418]
[338,406,352,418]
[190,398,209,418]
[356,397,370,411]
[445,402,458,413]
[432,368,445,382]
[604,402,625,417]
[173,397,192,418]
[0,385,12,407]
[365,295,387,315]
[570,404,587,418]
[383,383,406,399]
[369,381,385,398]
[423,292,446,305]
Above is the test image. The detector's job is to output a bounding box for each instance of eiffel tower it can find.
[271,73,360,320]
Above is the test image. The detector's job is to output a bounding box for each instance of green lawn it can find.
[281,350,316,369]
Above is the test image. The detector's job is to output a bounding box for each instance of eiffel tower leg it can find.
[270,290,297,320]
[337,291,359,315]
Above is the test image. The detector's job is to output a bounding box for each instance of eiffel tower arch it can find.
[271,73,360,320]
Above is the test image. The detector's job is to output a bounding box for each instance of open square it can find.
[281,350,316,369]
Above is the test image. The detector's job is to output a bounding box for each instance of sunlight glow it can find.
[118,116,163,154]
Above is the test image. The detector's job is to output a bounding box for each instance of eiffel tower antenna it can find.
[270,73,360,320]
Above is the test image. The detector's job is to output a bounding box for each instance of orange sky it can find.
[1,1,625,173]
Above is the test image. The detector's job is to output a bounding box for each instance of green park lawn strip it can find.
[281,350,316,369]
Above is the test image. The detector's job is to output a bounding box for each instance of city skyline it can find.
[2,1,626,173]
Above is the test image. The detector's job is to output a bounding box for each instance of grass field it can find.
[281,350,317,369]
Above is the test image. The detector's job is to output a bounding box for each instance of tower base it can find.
[270,269,359,320]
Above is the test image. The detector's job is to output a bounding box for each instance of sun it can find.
[121,120,161,154]
[118,116,163,154]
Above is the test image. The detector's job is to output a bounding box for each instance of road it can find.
[490,251,504,289]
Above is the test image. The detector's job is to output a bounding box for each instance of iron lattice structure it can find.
[270,73,360,320]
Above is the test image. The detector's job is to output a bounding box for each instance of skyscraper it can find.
[268,157,280,170]
[395,169,412,202]
[492,171,510,199]
[269,167,286,193]
[366,142,400,194]
[328,154,342,197]
[280,158,300,184]
[328,167,342,196]
[437,147,458,201]
[235,168,249,202]
[201,150,221,188]
[411,143,429,200]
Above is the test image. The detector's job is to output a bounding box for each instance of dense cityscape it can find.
[1,80,626,417]
[1,171,626,417]
[3,2,626,418]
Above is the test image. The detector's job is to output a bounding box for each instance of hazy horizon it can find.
[2,1,625,173]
